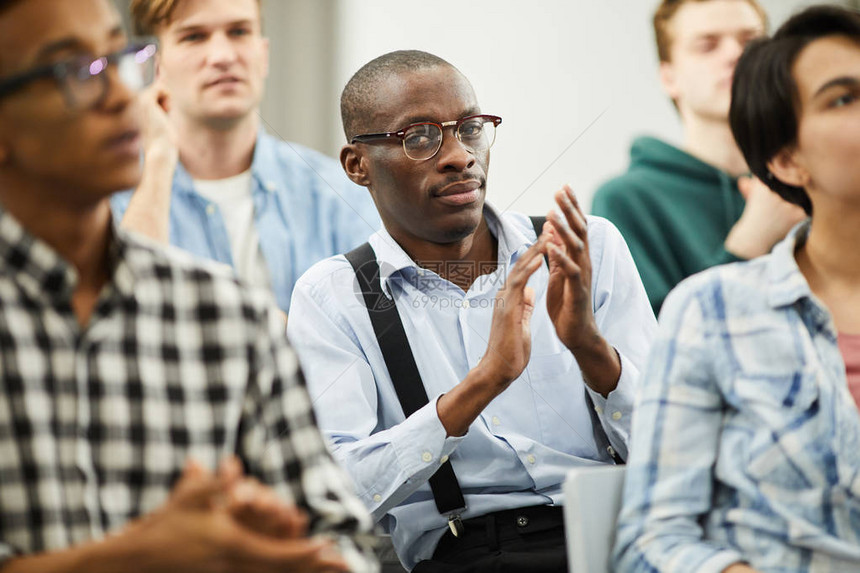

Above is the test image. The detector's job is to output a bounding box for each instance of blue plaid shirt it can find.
[614,222,860,573]
[111,130,380,313]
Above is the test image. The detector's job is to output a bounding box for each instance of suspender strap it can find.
[344,216,623,518]
[528,216,625,465]
[345,243,467,516]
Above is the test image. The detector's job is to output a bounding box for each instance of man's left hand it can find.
[545,185,600,352]
[544,185,621,397]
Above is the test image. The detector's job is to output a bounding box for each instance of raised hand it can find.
[545,185,600,352]
[436,237,547,437]
[140,78,178,166]
[724,175,807,259]
[544,185,621,396]
[479,236,547,385]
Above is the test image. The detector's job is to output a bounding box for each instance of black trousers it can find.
[412,505,568,573]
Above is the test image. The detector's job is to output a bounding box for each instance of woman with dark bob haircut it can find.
[614,5,860,573]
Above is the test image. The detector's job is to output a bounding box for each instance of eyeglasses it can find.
[0,41,158,111]
[351,114,502,161]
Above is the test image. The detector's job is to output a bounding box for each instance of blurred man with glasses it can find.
[110,0,380,316]
[0,0,377,571]
[287,50,656,572]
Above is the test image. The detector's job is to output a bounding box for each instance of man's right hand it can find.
[120,79,179,244]
[1,459,349,573]
[478,237,546,385]
[436,237,546,437]
[724,176,807,259]
[122,459,349,573]
[140,79,178,168]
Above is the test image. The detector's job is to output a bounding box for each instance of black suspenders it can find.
[345,241,467,534]
[344,216,624,535]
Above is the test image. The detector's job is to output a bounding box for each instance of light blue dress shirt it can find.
[288,205,657,569]
[615,222,860,573]
[111,130,380,312]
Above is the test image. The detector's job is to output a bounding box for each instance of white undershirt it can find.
[193,170,272,291]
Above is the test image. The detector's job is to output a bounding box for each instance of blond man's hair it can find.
[653,0,768,62]
[130,0,262,36]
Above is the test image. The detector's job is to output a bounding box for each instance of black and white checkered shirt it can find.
[0,206,376,571]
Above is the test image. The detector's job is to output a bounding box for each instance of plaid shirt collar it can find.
[766,219,836,336]
[766,219,813,309]
[0,203,138,309]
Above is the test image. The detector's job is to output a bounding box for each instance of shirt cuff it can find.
[388,395,466,479]
[586,349,637,458]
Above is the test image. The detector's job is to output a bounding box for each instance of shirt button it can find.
[373,494,382,503]
[612,411,622,421]
[205,204,216,216]
[417,269,425,276]
[594,405,603,415]
[526,454,536,464]
[266,181,277,193]
[440,455,449,464]
[516,516,529,528]
[462,300,470,309]
[422,451,433,463]
[492,416,501,426]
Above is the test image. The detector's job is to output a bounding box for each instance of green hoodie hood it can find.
[627,136,742,230]
[592,136,746,315]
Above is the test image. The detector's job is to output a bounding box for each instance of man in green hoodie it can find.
[592,0,806,315]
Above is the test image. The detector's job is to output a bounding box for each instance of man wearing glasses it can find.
[0,0,376,571]
[287,50,656,572]
[110,0,380,316]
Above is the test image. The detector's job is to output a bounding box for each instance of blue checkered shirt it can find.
[614,222,860,573]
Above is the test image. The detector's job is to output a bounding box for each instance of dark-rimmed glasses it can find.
[0,41,158,111]
[351,114,502,161]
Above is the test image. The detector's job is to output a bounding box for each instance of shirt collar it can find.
[766,219,815,309]
[0,203,137,306]
[173,128,280,196]
[367,202,532,296]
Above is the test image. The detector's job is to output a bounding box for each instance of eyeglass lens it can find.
[65,44,156,110]
[402,117,497,160]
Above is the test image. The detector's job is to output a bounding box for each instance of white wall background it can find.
[115,0,849,214]
[331,0,840,215]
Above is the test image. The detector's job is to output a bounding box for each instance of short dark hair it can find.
[0,0,23,11]
[0,0,24,17]
[340,50,457,141]
[730,4,860,215]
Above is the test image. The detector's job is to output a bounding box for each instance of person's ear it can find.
[341,144,372,187]
[767,147,810,189]
[659,61,680,100]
